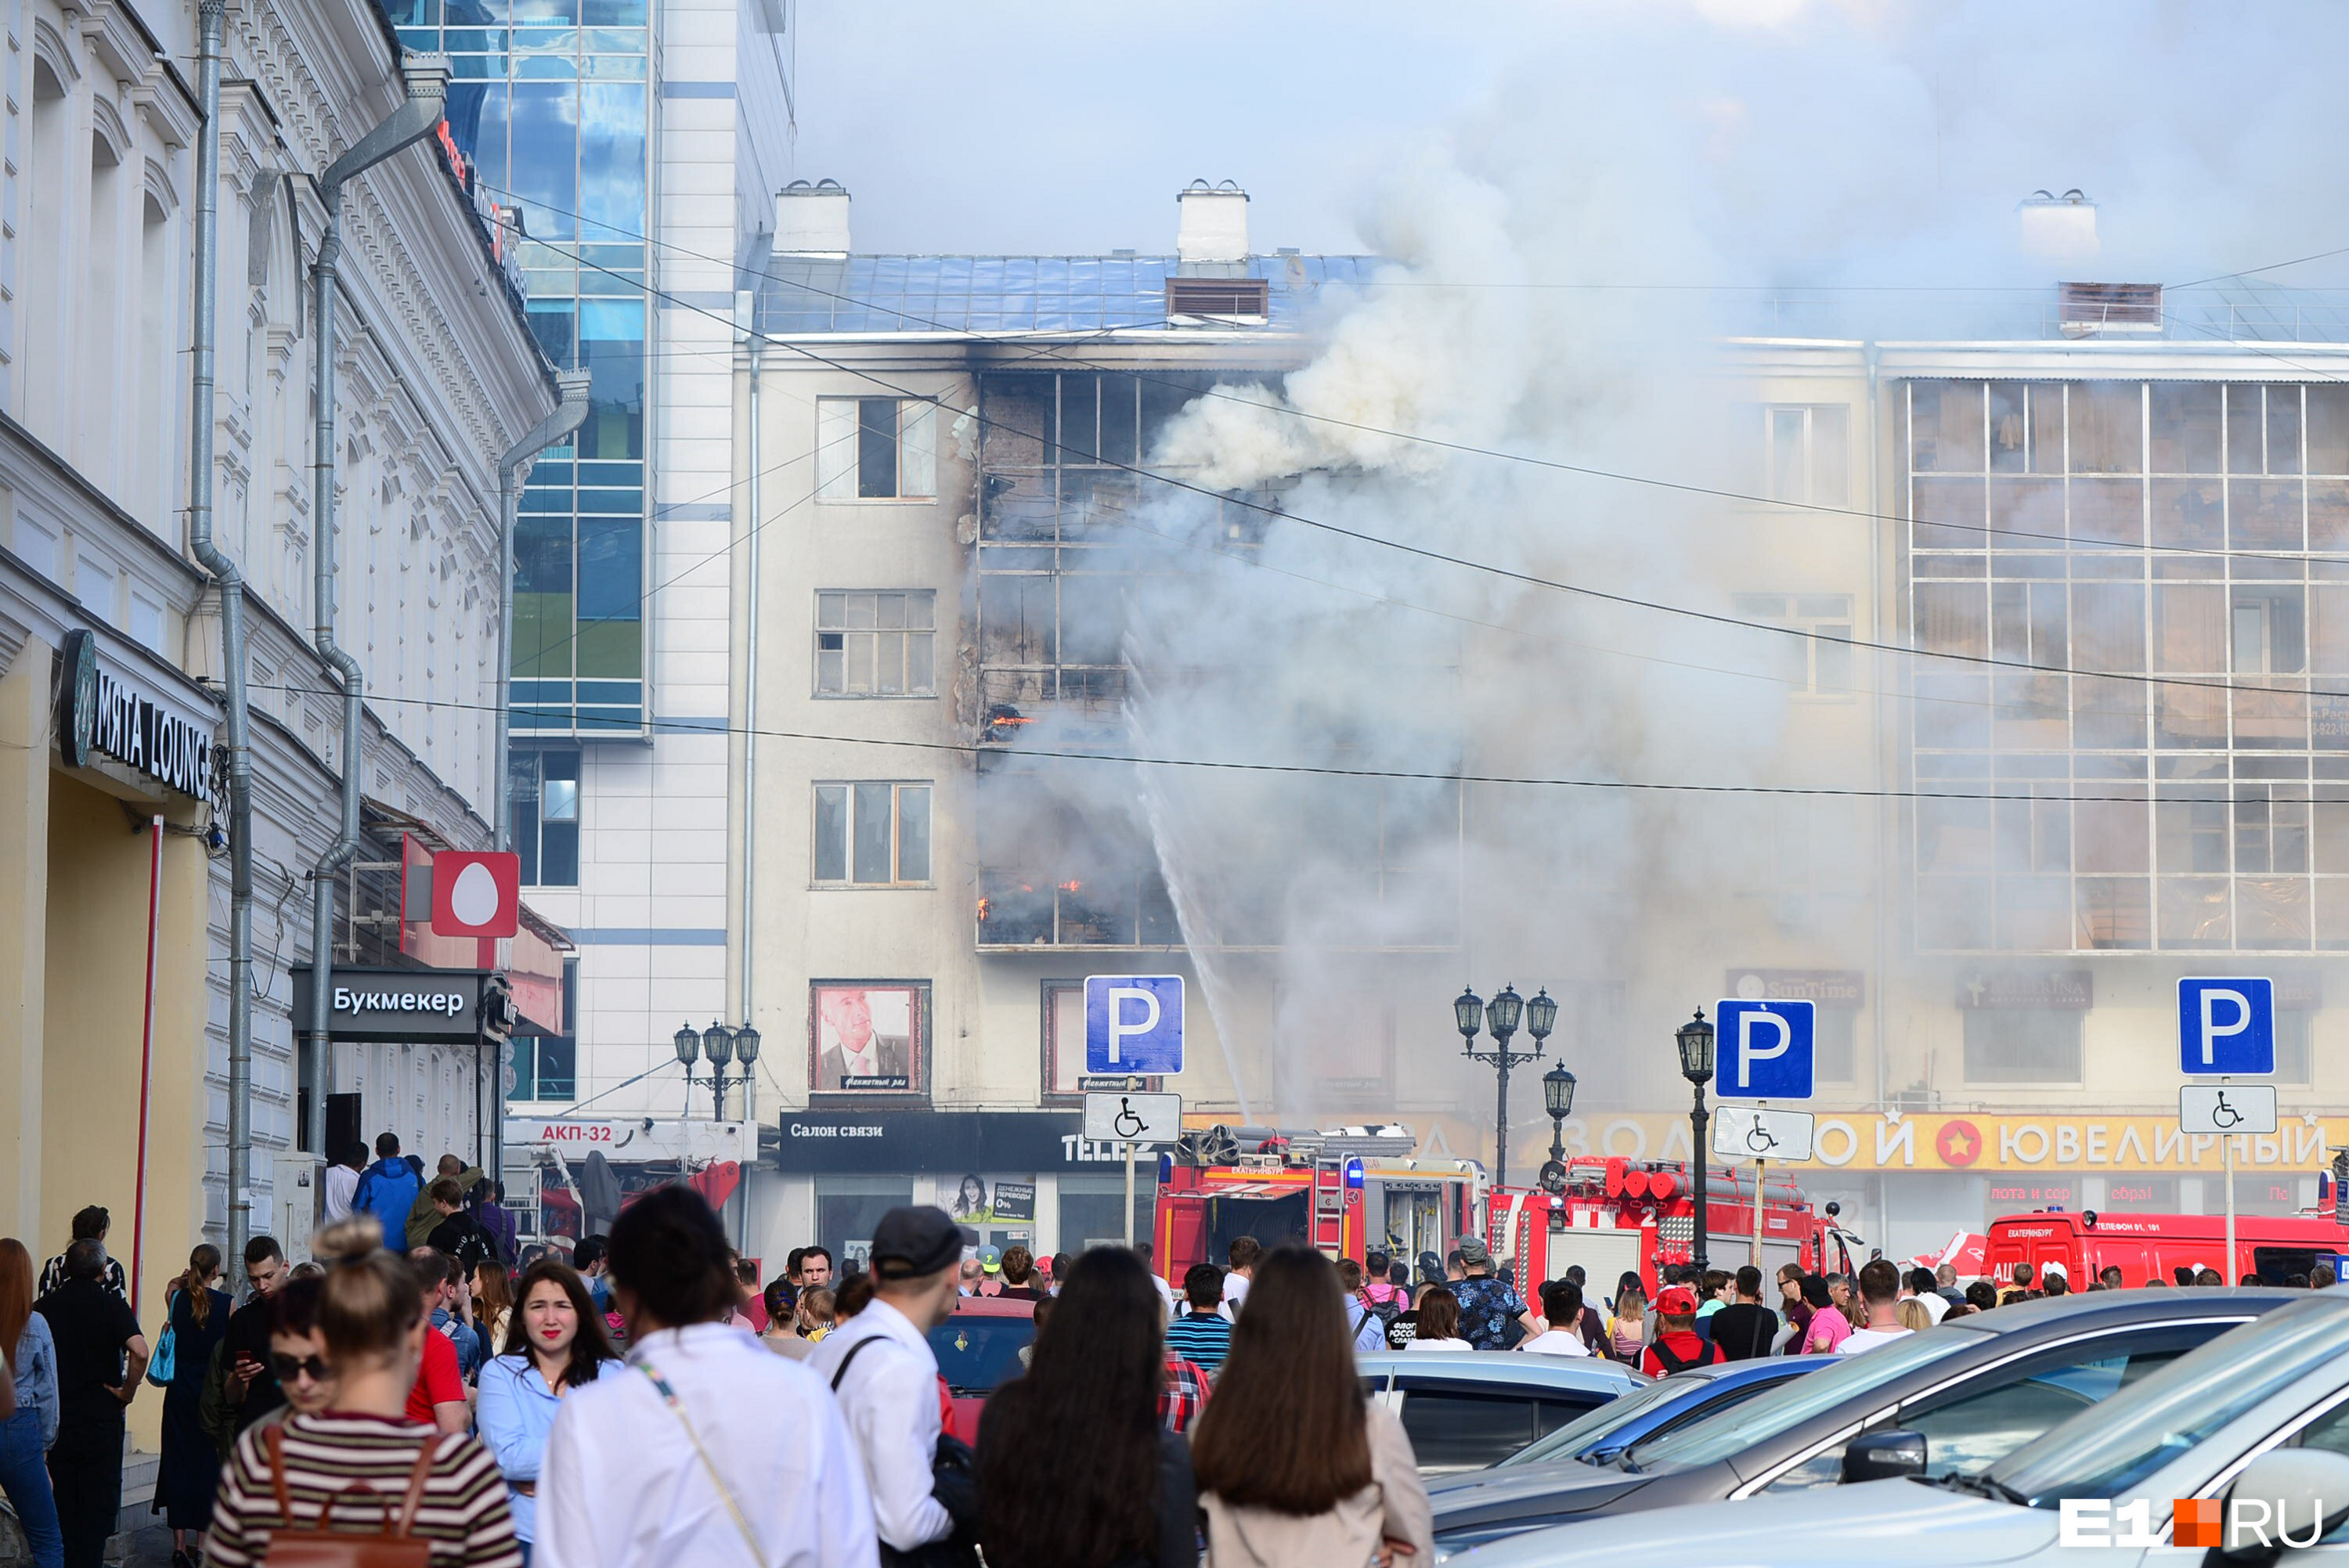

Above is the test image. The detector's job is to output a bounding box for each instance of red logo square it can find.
[2175,1498,2221,1548]
[431,851,520,938]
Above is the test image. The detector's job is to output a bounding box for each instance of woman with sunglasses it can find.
[476,1260,616,1563]
[264,1274,335,1418]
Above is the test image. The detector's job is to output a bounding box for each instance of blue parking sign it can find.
[2178,978,2273,1076]
[1713,1000,1816,1101]
[1085,975,1184,1075]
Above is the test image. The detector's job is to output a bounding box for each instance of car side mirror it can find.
[1842,1429,1929,1485]
[2217,1450,2349,1559]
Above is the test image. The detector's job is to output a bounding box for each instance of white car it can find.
[1452,1292,2349,1566]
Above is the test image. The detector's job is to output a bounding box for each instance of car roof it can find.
[1355,1353,1645,1391]
[1947,1285,2303,1332]
[947,1296,1037,1318]
[1694,1353,1835,1386]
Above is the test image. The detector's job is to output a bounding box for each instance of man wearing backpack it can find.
[351,1133,423,1253]
[1336,1259,1387,1352]
[1638,1286,1723,1376]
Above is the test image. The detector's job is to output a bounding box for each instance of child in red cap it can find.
[1640,1285,1723,1376]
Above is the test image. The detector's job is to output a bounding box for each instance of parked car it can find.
[1449,1289,2349,1567]
[1482,1356,1834,1470]
[926,1295,1036,1435]
[1354,1352,1645,1475]
[1427,1289,2302,1556]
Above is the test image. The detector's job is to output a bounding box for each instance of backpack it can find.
[1355,1289,1401,1332]
[258,1422,440,1568]
[353,1162,421,1252]
[438,1216,496,1277]
[1647,1336,1723,1375]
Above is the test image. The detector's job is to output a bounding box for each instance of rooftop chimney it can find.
[775,178,850,256]
[1176,179,1250,265]
[2019,188,2098,262]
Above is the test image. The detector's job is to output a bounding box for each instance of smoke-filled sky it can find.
[796,0,2349,288]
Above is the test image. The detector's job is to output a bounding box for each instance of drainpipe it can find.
[736,301,761,1250]
[302,59,451,1164]
[184,0,257,1285]
[492,369,590,1188]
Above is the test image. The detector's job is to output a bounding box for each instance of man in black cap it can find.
[807,1206,971,1561]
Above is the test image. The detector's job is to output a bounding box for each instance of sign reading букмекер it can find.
[290,965,496,1044]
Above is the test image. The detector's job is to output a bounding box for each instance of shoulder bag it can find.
[258,1423,439,1568]
[146,1291,179,1388]
[829,1336,980,1568]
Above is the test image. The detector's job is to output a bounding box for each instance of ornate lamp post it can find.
[673,1021,702,1116]
[1676,1008,1717,1274]
[1456,984,1557,1192]
[1543,1062,1577,1166]
[702,1020,736,1119]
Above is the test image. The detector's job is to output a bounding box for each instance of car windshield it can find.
[1497,1374,1706,1467]
[927,1314,1034,1396]
[1624,1327,1982,1471]
[1990,1299,2349,1506]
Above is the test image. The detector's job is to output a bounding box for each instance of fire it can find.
[996,714,1035,727]
[1057,879,1083,893]
[976,897,992,921]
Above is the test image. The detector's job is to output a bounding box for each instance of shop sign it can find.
[56,630,216,801]
[776,1110,1110,1173]
[503,1116,751,1165]
[1955,970,2094,1009]
[1725,968,1864,1008]
[1543,1108,2349,1174]
[291,965,494,1044]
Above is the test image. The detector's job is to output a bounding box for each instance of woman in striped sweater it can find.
[204,1220,521,1568]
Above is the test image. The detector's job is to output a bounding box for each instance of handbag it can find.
[829,1336,980,1568]
[145,1293,178,1389]
[258,1422,440,1568]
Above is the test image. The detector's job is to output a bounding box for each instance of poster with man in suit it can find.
[812,983,918,1091]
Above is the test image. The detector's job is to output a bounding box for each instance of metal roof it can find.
[752,252,1380,337]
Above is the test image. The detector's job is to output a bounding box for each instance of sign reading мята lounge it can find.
[56,629,216,801]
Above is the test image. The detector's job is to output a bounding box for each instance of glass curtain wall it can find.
[394,0,651,738]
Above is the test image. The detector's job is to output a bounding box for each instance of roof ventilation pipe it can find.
[1176,178,1250,265]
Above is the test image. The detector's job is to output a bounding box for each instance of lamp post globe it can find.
[1453,986,1484,1044]
[1676,1009,1716,1086]
[1543,1062,1576,1169]
[1525,987,1558,1052]
[673,1022,701,1066]
[1488,983,1524,1044]
[1676,1008,1716,1276]
[703,1021,736,1068]
[734,1022,762,1066]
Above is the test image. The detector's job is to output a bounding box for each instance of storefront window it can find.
[1057,1175,1153,1253]
[817,1177,913,1272]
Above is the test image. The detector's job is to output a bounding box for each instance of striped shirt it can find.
[1166,1309,1232,1372]
[206,1411,521,1568]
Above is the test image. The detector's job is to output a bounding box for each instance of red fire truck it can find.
[1488,1157,1863,1297]
[1152,1126,1484,1284]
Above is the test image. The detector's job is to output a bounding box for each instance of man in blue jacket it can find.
[352,1132,424,1252]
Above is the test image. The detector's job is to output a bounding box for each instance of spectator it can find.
[2196,1267,2224,1287]
[36,1240,146,1568]
[1965,1279,1997,1312]
[36,1211,122,1300]
[1900,1267,1949,1325]
[476,1182,520,1267]
[992,1245,1045,1303]
[1405,1287,1468,1352]
[424,1179,499,1275]
[1166,1265,1233,1374]
[319,1144,366,1228]
[1136,1242,1176,1320]
[476,1261,516,1356]
[957,1258,985,1296]
[2175,1264,2197,1287]
[571,1235,611,1310]
[153,1244,233,1563]
[1221,1237,1261,1318]
[2099,1265,2127,1292]
[0,1238,62,1568]
[2317,1264,2339,1290]
[1800,1276,1852,1354]
[980,1247,1195,1568]
[1517,1281,1592,1357]
[1897,1299,1936,1332]
[407,1155,487,1252]
[2000,1263,2037,1306]
[404,1251,471,1435]
[264,1273,335,1420]
[1193,1249,1433,1567]
[2043,1264,2071,1298]
[1934,1264,1967,1309]
[204,1225,519,1568]
[1447,1238,1537,1351]
[1695,1269,1734,1329]
[203,1235,290,1448]
[1838,1260,1913,1356]
[1334,1260,1385,1353]
[731,1255,764,1333]
[477,1260,618,1559]
[352,1134,424,1254]
[1605,1274,1648,1363]
[1640,1285,1722,1375]
[1708,1267,1779,1362]
[807,1207,971,1562]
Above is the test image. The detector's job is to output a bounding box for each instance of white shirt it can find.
[321,1163,360,1227]
[1150,1272,1175,1321]
[1836,1326,1915,1356]
[1220,1271,1250,1321]
[807,1299,953,1553]
[839,1040,878,1078]
[536,1321,877,1568]
[1515,1330,1590,1357]
[1903,1291,1950,1325]
[1405,1337,1472,1352]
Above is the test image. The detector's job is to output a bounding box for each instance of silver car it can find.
[1451,1292,2349,1566]
[1354,1353,1645,1476]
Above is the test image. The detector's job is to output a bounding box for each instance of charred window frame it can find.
[815,590,937,697]
[1905,377,2349,954]
[816,397,937,500]
[812,781,933,887]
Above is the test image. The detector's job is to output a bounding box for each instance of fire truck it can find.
[1152,1125,1485,1283]
[1488,1157,1863,1297]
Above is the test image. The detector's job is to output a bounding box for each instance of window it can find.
[815,591,937,696]
[1764,406,1850,506]
[509,958,578,1102]
[1732,593,1856,695]
[1166,277,1269,321]
[511,750,581,887]
[817,398,937,499]
[813,782,932,885]
[1961,1008,2082,1083]
[1394,1384,1548,1473]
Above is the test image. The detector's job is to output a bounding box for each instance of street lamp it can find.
[702,1020,736,1119]
[673,1021,702,1116]
[1676,1008,1717,1275]
[732,1021,761,1123]
[1457,983,1552,1192]
[1543,1063,1577,1165]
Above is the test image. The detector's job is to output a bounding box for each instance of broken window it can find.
[816,397,936,499]
[815,591,936,697]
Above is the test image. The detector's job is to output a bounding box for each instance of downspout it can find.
[302,58,451,1164]
[185,0,257,1284]
[493,369,590,1188]
[736,301,761,1250]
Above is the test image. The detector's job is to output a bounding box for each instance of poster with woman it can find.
[949,1173,991,1221]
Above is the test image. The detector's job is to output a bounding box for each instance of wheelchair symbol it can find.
[1113,1098,1147,1138]
[2210,1092,2243,1130]
[1745,1118,1781,1154]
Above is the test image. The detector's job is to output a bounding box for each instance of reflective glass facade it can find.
[395,0,650,735]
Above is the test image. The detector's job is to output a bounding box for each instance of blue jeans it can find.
[0,1407,63,1568]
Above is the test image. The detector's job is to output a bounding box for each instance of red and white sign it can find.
[431,850,521,938]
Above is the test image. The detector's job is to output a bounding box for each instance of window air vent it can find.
[2059,282,2163,336]
[1166,276,1270,321]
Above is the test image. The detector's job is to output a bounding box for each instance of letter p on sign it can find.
[1712,999,1816,1101]
[2178,977,2275,1076]
[1084,975,1183,1076]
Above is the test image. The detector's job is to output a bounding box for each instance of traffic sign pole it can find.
[1124,1076,1138,1246]
[1752,1155,1765,1269]
[2224,1080,2237,1283]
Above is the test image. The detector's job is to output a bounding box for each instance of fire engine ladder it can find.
[1312,1158,1348,1253]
